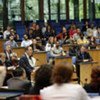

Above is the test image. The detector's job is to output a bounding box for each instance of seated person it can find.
[84,66,100,93]
[50,41,66,58]
[0,53,6,87]
[21,34,32,47]
[4,44,12,61]
[29,64,52,95]
[76,46,93,63]
[77,34,89,46]
[30,39,44,52]
[40,62,90,100]
[69,45,79,57]
[88,36,97,49]
[7,67,31,93]
[7,52,19,69]
[45,36,55,52]
[4,35,18,49]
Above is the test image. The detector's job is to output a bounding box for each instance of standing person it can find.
[40,62,90,100]
[19,46,36,80]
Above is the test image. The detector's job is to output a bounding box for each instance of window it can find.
[60,0,66,19]
[25,0,39,20]
[69,0,74,19]
[8,0,21,21]
[79,0,83,20]
[0,1,3,27]
[50,0,58,20]
[95,1,100,18]
[44,0,49,20]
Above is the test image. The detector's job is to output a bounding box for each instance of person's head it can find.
[85,21,89,25]
[29,28,33,34]
[7,26,11,31]
[52,62,73,85]
[32,39,37,45]
[10,29,15,35]
[55,41,60,48]
[90,36,95,42]
[80,46,87,53]
[10,52,18,60]
[9,35,14,41]
[25,46,33,57]
[48,36,54,44]
[13,67,26,79]
[36,24,40,30]
[34,64,52,86]
[23,34,28,40]
[77,28,81,34]
[91,66,100,90]
[5,44,12,52]
[0,53,6,64]
[62,27,67,33]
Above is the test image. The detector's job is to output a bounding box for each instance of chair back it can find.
[19,95,42,100]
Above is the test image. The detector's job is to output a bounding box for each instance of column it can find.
[83,0,87,19]
[74,0,79,20]
[66,0,69,20]
[88,0,95,21]
[48,0,51,20]
[20,0,25,22]
[39,0,44,20]
[3,0,8,31]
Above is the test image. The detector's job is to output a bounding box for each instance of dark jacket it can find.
[7,77,31,93]
[77,52,93,63]
[19,54,34,79]
[84,84,100,93]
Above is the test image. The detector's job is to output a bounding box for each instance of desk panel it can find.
[13,47,25,58]
[80,62,98,85]
[88,50,100,64]
[0,39,6,52]
[54,56,72,65]
[33,52,47,66]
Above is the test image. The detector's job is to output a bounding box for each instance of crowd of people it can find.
[0,21,100,99]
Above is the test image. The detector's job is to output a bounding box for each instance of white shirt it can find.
[45,43,55,52]
[21,40,32,47]
[25,53,36,68]
[40,83,91,100]
[3,30,10,39]
[92,96,100,100]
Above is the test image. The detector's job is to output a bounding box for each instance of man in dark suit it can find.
[19,46,36,80]
[77,46,93,63]
[7,67,31,93]
[76,46,93,83]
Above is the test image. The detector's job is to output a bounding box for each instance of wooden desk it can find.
[33,51,47,66]
[54,56,72,65]
[62,45,70,51]
[13,47,25,58]
[88,49,100,64]
[80,62,98,85]
[0,39,6,52]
